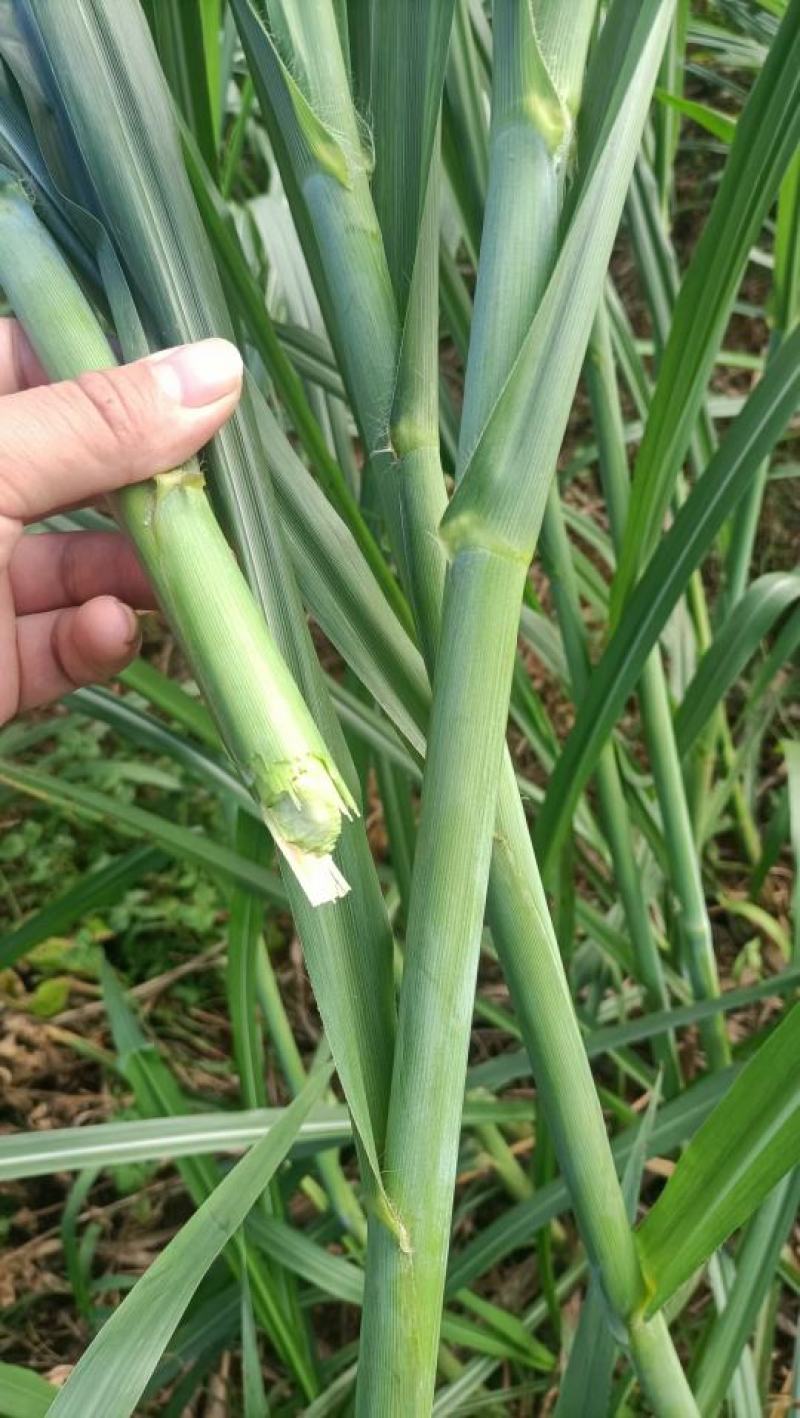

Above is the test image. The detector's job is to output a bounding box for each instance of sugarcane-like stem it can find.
[0,178,354,904]
[629,1312,701,1416]
[120,474,355,889]
[358,547,528,1414]
[240,4,693,1408]
[485,773,646,1322]
[358,1,691,1406]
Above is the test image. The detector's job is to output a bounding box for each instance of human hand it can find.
[0,322,242,724]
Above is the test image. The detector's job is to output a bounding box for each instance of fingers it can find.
[15,596,142,714]
[9,531,156,616]
[0,338,242,529]
[0,318,47,396]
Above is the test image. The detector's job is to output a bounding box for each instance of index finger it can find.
[0,318,48,396]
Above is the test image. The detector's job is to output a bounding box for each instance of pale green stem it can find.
[361,20,689,1418]
[373,20,689,1418]
[471,1117,534,1204]
[629,1311,701,1416]
[0,179,356,907]
[357,548,529,1414]
[242,7,692,1410]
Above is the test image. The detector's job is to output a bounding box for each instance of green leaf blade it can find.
[636,1005,800,1316]
[47,1063,333,1418]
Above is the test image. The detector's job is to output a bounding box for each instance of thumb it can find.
[0,338,242,526]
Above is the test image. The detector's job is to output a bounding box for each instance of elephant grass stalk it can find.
[234,1,699,1411]
[0,176,355,906]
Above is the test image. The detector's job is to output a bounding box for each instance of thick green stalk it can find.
[362,3,692,1410]
[238,5,693,1410]
[629,1311,701,1416]
[357,547,529,1414]
[0,178,355,907]
[20,0,397,1234]
[362,11,618,1405]
[443,0,648,1324]
[369,30,631,1394]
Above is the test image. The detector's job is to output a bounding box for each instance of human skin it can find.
[0,322,242,724]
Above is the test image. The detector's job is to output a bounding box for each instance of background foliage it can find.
[0,0,798,1413]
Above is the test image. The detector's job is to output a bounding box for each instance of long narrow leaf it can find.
[636,1005,800,1315]
[536,324,800,865]
[612,0,800,612]
[674,572,800,757]
[48,1064,333,1418]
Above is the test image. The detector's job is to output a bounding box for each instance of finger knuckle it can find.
[74,369,149,461]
